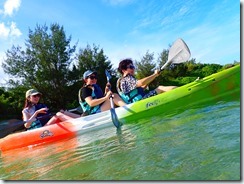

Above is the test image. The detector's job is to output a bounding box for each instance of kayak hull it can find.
[0,112,113,152]
[0,65,240,152]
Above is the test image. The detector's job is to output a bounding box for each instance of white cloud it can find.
[2,0,21,16]
[0,22,9,38]
[0,21,22,39]
[9,21,21,36]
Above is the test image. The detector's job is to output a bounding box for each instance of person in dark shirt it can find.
[78,70,126,115]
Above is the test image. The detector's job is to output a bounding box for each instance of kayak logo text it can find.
[146,100,160,109]
[40,130,54,139]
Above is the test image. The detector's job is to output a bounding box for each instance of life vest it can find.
[78,84,104,115]
[116,77,145,104]
[26,103,51,130]
[26,119,42,130]
[35,103,52,126]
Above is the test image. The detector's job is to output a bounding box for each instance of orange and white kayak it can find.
[0,111,114,152]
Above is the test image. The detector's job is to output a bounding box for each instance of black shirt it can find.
[81,85,104,101]
[81,86,93,100]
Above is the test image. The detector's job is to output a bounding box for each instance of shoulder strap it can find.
[78,88,83,102]
[78,85,93,102]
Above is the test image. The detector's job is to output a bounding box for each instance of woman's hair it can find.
[118,58,133,74]
[23,98,33,109]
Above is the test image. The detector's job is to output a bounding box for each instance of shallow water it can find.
[0,100,240,180]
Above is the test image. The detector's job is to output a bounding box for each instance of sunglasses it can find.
[127,65,135,69]
[32,94,41,98]
[87,75,97,80]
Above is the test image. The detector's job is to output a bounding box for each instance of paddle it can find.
[0,119,25,137]
[160,38,191,71]
[68,106,83,113]
[105,70,121,128]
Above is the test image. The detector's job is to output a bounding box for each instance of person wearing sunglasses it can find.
[78,70,126,115]
[22,89,80,130]
[117,58,177,104]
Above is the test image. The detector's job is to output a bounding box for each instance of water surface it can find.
[0,100,240,180]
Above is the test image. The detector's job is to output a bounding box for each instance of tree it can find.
[2,23,77,110]
[0,86,25,120]
[156,48,173,84]
[134,51,158,90]
[157,49,169,69]
[135,51,156,79]
[201,64,222,77]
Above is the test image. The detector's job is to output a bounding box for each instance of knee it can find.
[156,86,165,93]
[56,112,63,116]
[113,93,118,98]
[113,93,121,99]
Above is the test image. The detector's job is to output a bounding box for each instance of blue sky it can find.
[0,0,241,86]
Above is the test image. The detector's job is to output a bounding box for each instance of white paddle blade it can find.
[161,38,191,71]
[168,38,191,64]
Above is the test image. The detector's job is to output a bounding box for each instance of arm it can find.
[82,86,112,107]
[24,117,37,129]
[22,108,48,128]
[137,70,160,87]
[85,91,112,107]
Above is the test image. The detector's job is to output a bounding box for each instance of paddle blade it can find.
[110,108,121,128]
[161,38,191,71]
[105,70,111,82]
[168,38,191,64]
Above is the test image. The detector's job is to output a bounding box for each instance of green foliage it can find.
[173,77,198,86]
[135,51,156,79]
[0,87,24,120]
[157,49,169,68]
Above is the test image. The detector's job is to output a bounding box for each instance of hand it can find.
[105,91,112,99]
[154,69,161,77]
[37,107,48,114]
[60,109,65,113]
[106,82,111,88]
[105,82,111,93]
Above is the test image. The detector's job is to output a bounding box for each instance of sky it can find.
[0,0,241,86]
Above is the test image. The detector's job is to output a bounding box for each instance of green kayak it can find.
[117,64,240,123]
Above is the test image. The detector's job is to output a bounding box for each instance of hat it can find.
[83,70,97,80]
[25,89,42,98]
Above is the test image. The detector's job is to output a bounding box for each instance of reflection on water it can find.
[0,100,240,180]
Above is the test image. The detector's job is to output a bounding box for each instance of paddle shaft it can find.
[160,49,182,71]
[105,70,121,128]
